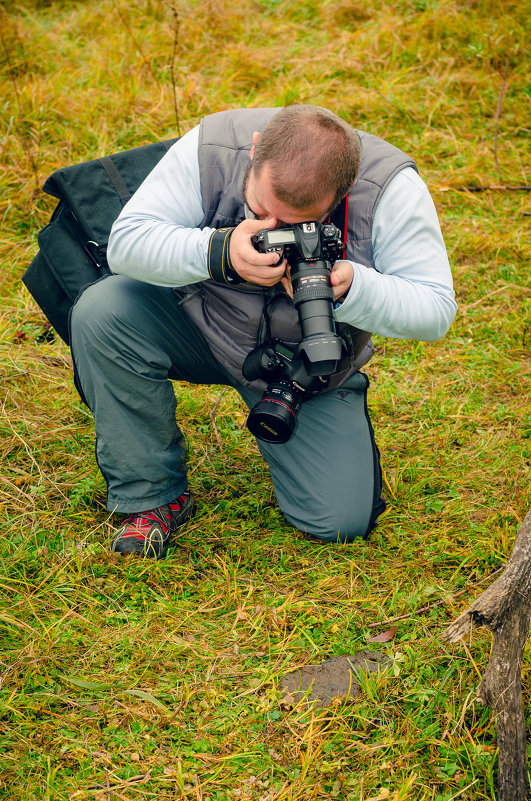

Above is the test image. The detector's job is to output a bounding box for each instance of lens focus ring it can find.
[292,276,334,305]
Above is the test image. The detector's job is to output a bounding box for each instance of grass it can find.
[0,0,530,799]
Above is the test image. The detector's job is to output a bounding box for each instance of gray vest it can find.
[178,108,417,391]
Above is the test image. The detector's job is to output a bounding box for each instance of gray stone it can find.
[279,650,390,707]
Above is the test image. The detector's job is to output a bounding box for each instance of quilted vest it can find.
[177,108,417,391]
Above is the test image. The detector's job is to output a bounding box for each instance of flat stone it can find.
[279,650,390,707]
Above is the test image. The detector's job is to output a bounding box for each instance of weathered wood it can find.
[445,508,531,801]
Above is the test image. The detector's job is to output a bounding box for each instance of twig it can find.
[465,283,531,309]
[195,775,203,800]
[169,3,182,137]
[367,567,504,628]
[494,58,510,178]
[105,766,111,801]
[113,2,158,83]
[447,779,479,801]
[433,184,530,193]
[209,387,227,447]
[85,769,152,792]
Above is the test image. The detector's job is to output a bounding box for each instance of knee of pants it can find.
[70,276,133,345]
[284,504,373,544]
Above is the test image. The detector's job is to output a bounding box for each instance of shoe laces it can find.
[121,490,189,539]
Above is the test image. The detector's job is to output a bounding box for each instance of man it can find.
[70,105,456,558]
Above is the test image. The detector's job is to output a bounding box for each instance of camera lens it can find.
[246,381,302,443]
[291,260,335,334]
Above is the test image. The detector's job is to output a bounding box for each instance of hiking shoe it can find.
[111,489,195,559]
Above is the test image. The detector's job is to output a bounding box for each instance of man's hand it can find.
[229,217,287,286]
[330,260,354,301]
[281,259,354,301]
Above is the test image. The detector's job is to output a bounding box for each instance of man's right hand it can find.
[229,217,287,286]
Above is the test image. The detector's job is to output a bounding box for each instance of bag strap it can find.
[97,139,175,207]
[98,157,131,206]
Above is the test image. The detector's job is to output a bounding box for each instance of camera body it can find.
[244,221,345,444]
[251,220,343,266]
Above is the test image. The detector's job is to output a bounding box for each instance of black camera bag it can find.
[23,138,178,344]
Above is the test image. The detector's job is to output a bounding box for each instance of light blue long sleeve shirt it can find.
[108,126,457,342]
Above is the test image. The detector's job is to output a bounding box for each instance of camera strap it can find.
[257,286,276,345]
[328,195,348,259]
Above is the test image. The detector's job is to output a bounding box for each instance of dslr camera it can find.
[243,221,344,444]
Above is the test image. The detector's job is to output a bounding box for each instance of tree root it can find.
[445,508,531,801]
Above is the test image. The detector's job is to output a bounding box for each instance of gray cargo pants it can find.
[70,275,385,542]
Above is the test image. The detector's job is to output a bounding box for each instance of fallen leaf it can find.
[62,676,112,691]
[367,626,398,643]
[124,689,173,715]
[366,789,390,801]
[280,691,296,708]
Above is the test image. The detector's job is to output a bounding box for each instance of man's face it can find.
[243,162,336,228]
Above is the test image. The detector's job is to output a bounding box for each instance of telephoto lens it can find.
[290,257,342,375]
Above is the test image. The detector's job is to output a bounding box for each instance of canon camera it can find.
[243,221,344,444]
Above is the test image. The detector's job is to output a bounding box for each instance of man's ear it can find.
[250,131,260,159]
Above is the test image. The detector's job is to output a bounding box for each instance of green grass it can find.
[0,0,530,799]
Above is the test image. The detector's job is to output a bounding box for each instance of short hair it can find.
[251,105,361,211]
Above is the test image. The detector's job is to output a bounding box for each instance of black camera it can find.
[244,221,345,444]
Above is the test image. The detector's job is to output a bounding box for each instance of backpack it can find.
[23,138,178,344]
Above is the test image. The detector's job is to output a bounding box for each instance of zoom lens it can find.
[290,259,343,375]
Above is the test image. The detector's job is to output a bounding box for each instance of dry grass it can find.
[0,0,529,799]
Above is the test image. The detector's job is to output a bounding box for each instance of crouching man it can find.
[70,105,456,558]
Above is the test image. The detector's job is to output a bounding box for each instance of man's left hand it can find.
[330,260,354,301]
[281,260,354,301]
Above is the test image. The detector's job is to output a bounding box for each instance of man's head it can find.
[243,105,361,224]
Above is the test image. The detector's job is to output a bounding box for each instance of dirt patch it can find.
[279,650,391,707]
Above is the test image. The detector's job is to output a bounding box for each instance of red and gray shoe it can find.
[111,489,196,559]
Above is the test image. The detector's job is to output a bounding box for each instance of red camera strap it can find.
[328,194,348,260]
